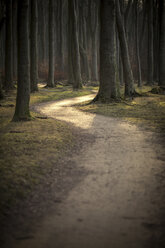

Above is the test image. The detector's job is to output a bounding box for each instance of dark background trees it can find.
[0,0,164,115]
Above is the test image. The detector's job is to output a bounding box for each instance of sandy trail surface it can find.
[12,95,165,248]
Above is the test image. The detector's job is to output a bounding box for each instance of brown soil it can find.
[2,95,165,248]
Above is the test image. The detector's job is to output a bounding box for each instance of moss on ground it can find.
[77,86,165,133]
[1,84,164,221]
[30,84,98,104]
[0,85,96,221]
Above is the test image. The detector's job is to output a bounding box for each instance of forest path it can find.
[14,95,165,248]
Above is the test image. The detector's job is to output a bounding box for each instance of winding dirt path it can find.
[13,95,165,248]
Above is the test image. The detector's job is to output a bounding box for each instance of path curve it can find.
[13,95,165,248]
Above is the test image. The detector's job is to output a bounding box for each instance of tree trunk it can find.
[13,0,30,121]
[139,0,147,54]
[30,0,38,92]
[159,0,165,86]
[0,81,3,99]
[47,0,55,87]
[95,0,117,102]
[147,0,154,84]
[5,0,13,90]
[0,3,5,99]
[68,0,82,89]
[12,0,17,80]
[79,1,90,82]
[116,0,135,97]
[135,0,142,87]
[90,0,99,81]
[91,35,98,81]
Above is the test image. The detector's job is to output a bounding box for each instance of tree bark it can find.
[5,0,13,90]
[159,0,165,86]
[0,2,5,99]
[12,0,17,80]
[116,0,135,97]
[47,0,55,87]
[79,0,90,82]
[68,0,82,89]
[13,0,30,121]
[95,0,117,102]
[30,0,38,92]
[90,0,99,81]
[147,0,154,84]
[135,0,142,87]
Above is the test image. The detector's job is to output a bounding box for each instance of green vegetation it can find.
[76,86,165,132]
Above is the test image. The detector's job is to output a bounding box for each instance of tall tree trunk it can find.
[124,0,132,39]
[135,0,142,87]
[39,0,46,65]
[68,0,82,89]
[116,0,135,97]
[153,0,159,82]
[90,0,99,81]
[55,0,64,79]
[30,0,38,92]
[95,0,117,102]
[147,0,154,84]
[139,0,147,46]
[0,81,3,99]
[79,1,90,82]
[13,0,30,121]
[47,0,55,87]
[0,3,5,99]
[12,0,17,80]
[5,0,13,90]
[159,0,165,86]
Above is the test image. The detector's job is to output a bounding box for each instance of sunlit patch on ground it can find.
[76,86,165,133]
[0,85,97,222]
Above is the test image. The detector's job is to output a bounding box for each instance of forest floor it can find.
[76,85,165,133]
[0,84,165,247]
[0,84,96,244]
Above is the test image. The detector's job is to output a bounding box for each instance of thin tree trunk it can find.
[91,34,98,81]
[47,0,55,87]
[68,0,82,89]
[116,0,135,97]
[147,0,154,84]
[124,0,132,38]
[13,0,30,121]
[79,9,90,82]
[5,0,13,90]
[12,0,17,80]
[0,81,3,99]
[30,0,38,92]
[135,0,142,87]
[153,0,159,82]
[90,0,99,81]
[159,0,165,86]
[139,0,147,52]
[95,0,117,102]
[0,3,5,99]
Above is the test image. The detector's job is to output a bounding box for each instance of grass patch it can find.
[0,84,97,221]
[76,86,165,133]
[30,85,98,104]
[0,111,74,220]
